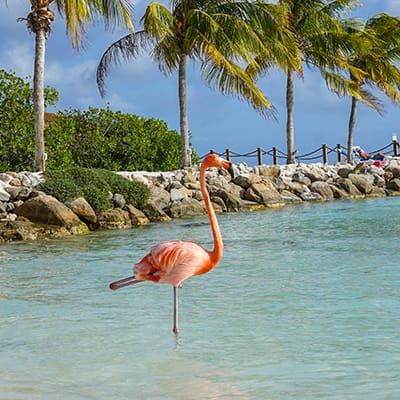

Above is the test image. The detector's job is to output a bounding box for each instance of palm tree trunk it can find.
[33,28,46,172]
[347,96,358,164]
[178,53,190,168]
[286,70,295,164]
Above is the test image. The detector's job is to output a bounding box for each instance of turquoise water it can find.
[1,197,400,399]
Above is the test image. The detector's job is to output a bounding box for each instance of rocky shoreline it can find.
[1,159,400,243]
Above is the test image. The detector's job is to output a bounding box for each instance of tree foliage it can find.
[0,69,193,172]
[45,107,194,171]
[0,69,58,171]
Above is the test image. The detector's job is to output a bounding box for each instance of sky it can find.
[0,0,399,165]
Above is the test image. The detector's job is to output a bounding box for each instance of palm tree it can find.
[265,0,360,164]
[10,0,134,171]
[97,0,288,168]
[343,14,400,163]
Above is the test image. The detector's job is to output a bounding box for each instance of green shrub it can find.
[38,167,150,213]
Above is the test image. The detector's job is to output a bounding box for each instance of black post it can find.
[225,148,231,162]
[322,144,328,164]
[337,144,343,163]
[273,147,278,165]
[393,139,399,157]
[257,147,263,165]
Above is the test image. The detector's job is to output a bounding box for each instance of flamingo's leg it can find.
[173,286,179,335]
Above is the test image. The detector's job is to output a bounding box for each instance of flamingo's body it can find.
[109,154,232,334]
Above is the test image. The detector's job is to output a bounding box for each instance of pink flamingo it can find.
[110,154,233,334]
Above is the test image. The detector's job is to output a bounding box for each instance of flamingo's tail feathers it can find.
[109,275,142,290]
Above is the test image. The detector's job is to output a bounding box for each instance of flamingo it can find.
[109,153,233,334]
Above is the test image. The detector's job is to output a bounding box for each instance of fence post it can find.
[322,144,328,164]
[393,138,399,157]
[257,147,263,165]
[225,148,231,162]
[210,149,214,154]
[273,147,278,165]
[337,144,343,163]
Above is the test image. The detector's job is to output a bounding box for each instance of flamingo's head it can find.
[203,153,233,177]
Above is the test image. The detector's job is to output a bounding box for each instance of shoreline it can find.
[1,159,400,243]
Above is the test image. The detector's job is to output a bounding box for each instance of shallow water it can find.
[1,197,400,399]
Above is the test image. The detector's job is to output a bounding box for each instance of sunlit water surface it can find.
[1,197,400,399]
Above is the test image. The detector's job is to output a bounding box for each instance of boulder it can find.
[244,180,283,205]
[334,178,363,197]
[292,172,311,186]
[142,202,171,222]
[0,217,37,242]
[14,194,87,228]
[125,204,150,226]
[348,174,374,194]
[65,197,97,225]
[233,173,262,189]
[310,181,334,200]
[149,186,171,210]
[0,184,10,201]
[256,165,281,178]
[386,178,400,191]
[97,208,131,229]
[165,198,206,218]
[329,184,349,199]
[112,193,126,208]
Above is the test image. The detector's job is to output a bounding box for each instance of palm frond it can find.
[96,30,150,97]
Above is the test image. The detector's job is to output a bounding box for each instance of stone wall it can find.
[1,159,400,243]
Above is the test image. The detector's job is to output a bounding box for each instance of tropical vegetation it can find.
[9,0,135,172]
[37,167,150,213]
[96,0,297,168]
[342,14,400,163]
[1,1,400,170]
[0,69,188,172]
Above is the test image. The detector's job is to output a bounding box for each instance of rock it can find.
[300,192,323,201]
[149,186,171,209]
[166,198,206,218]
[0,183,10,201]
[142,202,171,222]
[170,187,191,202]
[256,165,281,177]
[280,190,302,203]
[310,181,334,200]
[0,217,37,242]
[216,186,250,211]
[386,178,400,191]
[334,178,363,197]
[65,197,97,225]
[97,208,131,229]
[112,193,126,208]
[337,167,352,179]
[292,172,311,186]
[14,194,87,228]
[244,181,283,205]
[125,204,150,225]
[352,163,369,174]
[233,173,262,189]
[348,174,374,194]
[329,185,349,199]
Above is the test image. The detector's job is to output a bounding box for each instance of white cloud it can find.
[0,42,34,77]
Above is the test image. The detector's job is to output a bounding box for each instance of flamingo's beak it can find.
[109,275,139,290]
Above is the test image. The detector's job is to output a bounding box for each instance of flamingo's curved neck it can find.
[200,163,223,266]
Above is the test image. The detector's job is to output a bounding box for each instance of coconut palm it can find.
[343,14,400,163]
[254,0,360,164]
[10,0,134,171]
[97,0,291,168]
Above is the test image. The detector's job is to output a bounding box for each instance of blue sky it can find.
[1,1,399,164]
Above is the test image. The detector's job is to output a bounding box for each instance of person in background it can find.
[352,146,385,164]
